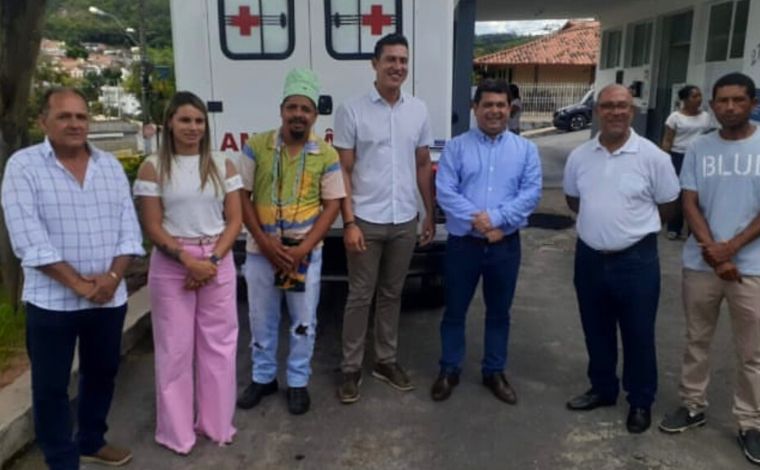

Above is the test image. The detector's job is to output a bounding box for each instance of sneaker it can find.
[659,406,706,433]
[236,379,278,410]
[81,444,133,466]
[337,371,362,404]
[287,387,311,415]
[739,429,760,465]
[372,362,414,391]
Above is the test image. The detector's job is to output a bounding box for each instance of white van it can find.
[170,0,462,293]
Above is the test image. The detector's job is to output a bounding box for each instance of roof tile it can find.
[474,20,600,66]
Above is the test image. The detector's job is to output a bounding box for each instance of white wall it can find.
[596,0,760,107]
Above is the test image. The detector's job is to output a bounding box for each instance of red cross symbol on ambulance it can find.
[229,6,260,36]
[362,4,393,35]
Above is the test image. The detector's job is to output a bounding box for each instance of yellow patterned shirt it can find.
[239,129,346,253]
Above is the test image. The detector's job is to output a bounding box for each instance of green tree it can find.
[124,46,175,123]
[45,0,171,48]
[64,40,88,59]
[0,0,48,310]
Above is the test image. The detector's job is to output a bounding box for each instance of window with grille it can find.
[325,0,403,60]
[705,0,749,62]
[218,0,295,60]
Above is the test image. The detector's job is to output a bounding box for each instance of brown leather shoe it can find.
[80,444,133,466]
[431,374,460,401]
[482,373,517,404]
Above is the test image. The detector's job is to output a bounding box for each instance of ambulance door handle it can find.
[207,101,223,113]
[318,95,332,115]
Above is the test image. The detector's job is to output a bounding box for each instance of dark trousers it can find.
[439,233,521,376]
[574,234,660,408]
[667,151,685,235]
[26,303,127,470]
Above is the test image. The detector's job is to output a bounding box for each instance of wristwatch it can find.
[209,254,221,266]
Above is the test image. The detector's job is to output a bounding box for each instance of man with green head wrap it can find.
[236,68,346,415]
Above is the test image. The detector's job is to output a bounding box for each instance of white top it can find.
[665,110,712,153]
[563,130,680,251]
[133,153,243,237]
[680,128,760,275]
[333,87,434,224]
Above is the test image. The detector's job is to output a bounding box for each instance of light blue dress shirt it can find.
[436,128,542,237]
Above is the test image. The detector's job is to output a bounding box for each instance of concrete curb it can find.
[0,287,152,467]
[522,126,558,138]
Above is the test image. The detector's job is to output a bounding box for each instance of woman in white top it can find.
[661,85,712,240]
[133,92,242,454]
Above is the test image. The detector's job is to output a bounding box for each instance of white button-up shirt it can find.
[563,130,679,251]
[1,139,144,311]
[334,87,433,224]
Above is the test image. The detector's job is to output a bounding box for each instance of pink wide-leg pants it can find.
[148,244,238,454]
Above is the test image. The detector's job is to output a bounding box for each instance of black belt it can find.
[459,231,519,245]
[591,233,656,255]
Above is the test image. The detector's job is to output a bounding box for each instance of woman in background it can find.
[661,85,712,240]
[508,83,522,134]
[133,91,242,454]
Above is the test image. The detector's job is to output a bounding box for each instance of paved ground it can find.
[7,131,755,469]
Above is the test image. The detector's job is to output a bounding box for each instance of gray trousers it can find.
[341,217,417,373]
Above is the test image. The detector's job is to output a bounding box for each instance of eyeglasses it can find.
[597,102,632,111]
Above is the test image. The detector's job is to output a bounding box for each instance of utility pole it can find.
[138,0,149,125]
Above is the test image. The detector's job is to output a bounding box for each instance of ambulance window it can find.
[325,0,403,60]
[219,0,295,60]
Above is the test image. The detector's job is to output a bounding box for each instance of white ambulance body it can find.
[170,0,456,153]
[170,0,459,287]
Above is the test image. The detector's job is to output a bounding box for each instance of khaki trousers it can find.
[680,268,760,430]
[341,218,417,373]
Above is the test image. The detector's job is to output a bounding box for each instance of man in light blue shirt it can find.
[431,79,542,403]
[659,72,760,465]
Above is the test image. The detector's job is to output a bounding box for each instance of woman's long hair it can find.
[157,91,223,195]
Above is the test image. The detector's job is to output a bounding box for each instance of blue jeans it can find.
[26,303,127,470]
[439,233,521,376]
[244,248,322,387]
[574,234,660,408]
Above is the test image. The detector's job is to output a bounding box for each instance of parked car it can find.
[553,88,594,132]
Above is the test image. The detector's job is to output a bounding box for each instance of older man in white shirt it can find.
[334,33,435,403]
[562,84,679,434]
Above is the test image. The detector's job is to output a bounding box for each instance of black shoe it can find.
[431,373,460,401]
[738,429,760,465]
[372,362,414,391]
[627,407,651,434]
[659,406,706,433]
[482,373,517,404]
[236,379,278,410]
[287,387,311,415]
[566,389,617,411]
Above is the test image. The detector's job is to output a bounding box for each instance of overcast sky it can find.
[475,20,569,36]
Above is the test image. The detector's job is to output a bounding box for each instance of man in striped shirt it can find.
[1,87,144,468]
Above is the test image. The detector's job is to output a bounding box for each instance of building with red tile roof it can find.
[474,20,599,84]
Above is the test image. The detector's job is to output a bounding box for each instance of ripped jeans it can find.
[243,248,322,388]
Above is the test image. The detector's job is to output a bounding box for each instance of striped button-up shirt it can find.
[1,139,144,311]
[436,128,542,237]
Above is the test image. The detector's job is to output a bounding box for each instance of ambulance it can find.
[170,0,464,294]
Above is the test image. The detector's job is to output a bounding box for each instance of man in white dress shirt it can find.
[334,33,436,403]
[562,84,679,434]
